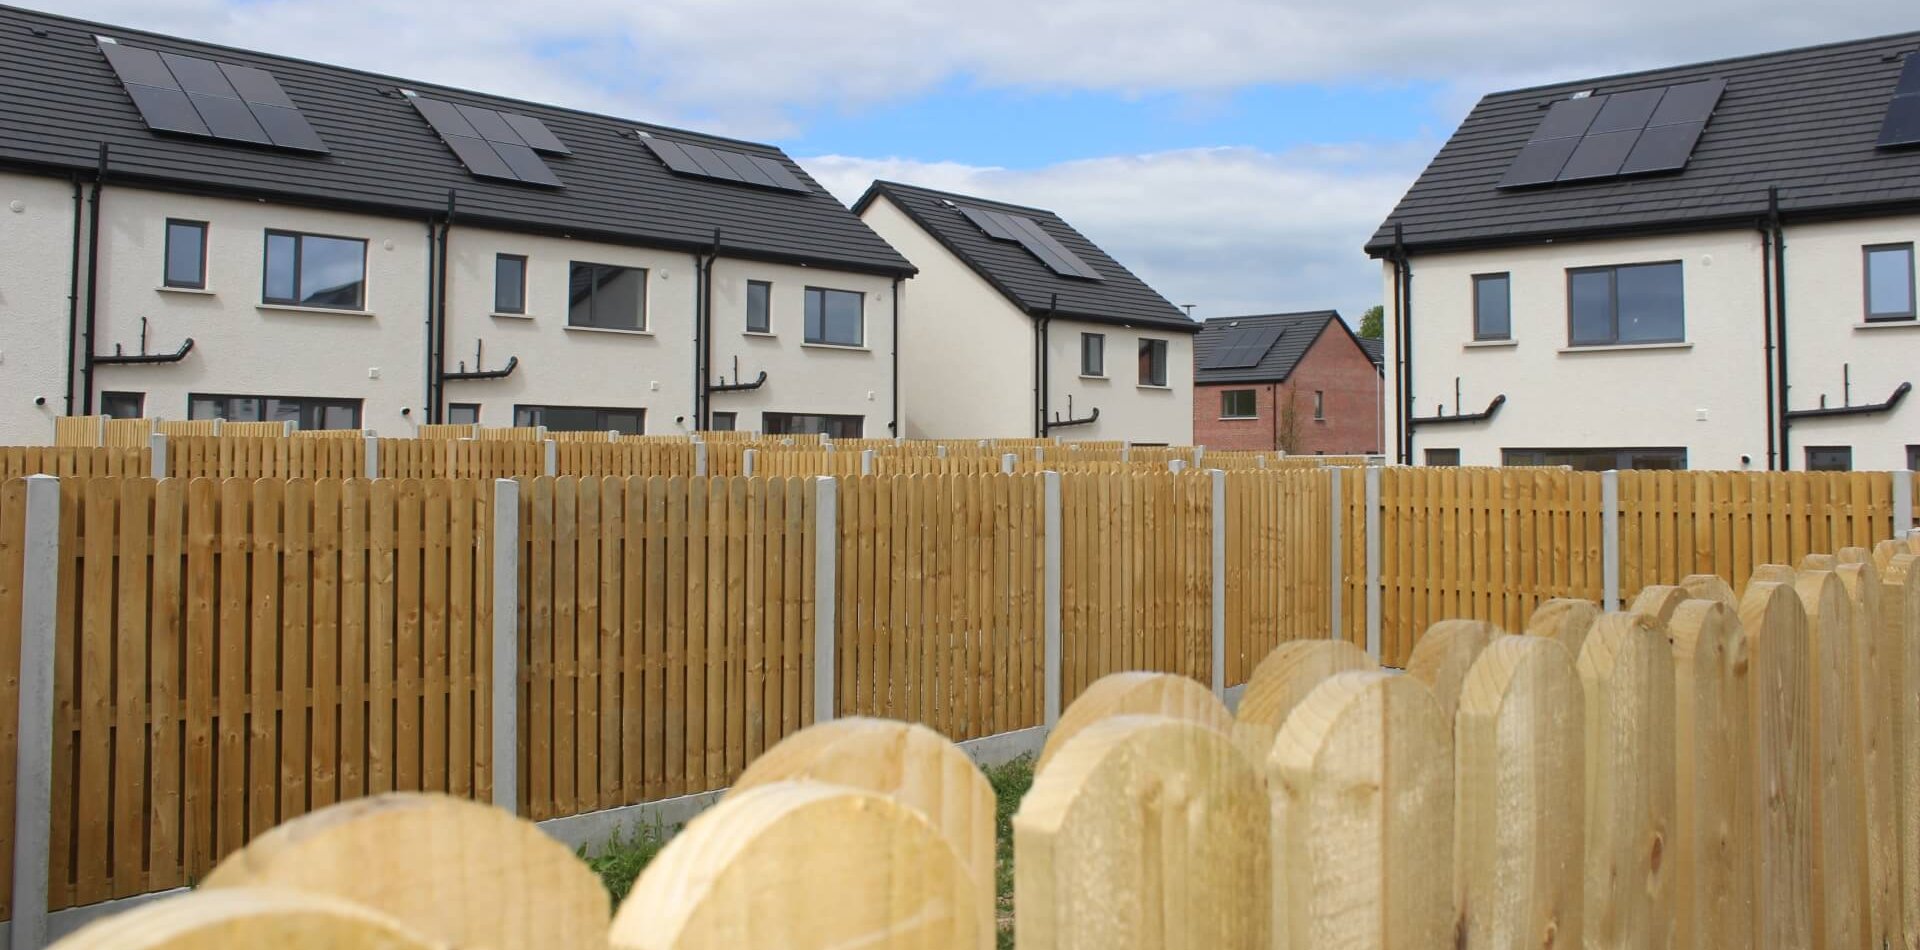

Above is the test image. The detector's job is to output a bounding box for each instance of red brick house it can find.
[1192,311,1383,454]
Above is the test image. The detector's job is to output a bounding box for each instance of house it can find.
[853,181,1197,443]
[1369,31,1920,471]
[0,6,915,443]
[1191,311,1383,454]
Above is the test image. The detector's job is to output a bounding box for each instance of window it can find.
[447,403,480,425]
[568,262,646,331]
[763,412,863,438]
[263,230,367,310]
[1566,261,1683,346]
[101,392,145,419]
[494,254,527,314]
[164,219,207,289]
[189,393,362,430]
[1425,448,1461,466]
[1501,447,1687,471]
[804,287,863,346]
[1806,446,1853,472]
[1910,445,1920,471]
[1138,338,1168,387]
[709,412,737,432]
[1220,390,1256,419]
[1472,273,1510,340]
[1313,391,1326,420]
[1865,244,1916,321]
[1082,333,1105,377]
[514,404,644,434]
[746,281,772,334]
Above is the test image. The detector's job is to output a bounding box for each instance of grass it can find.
[582,753,1039,949]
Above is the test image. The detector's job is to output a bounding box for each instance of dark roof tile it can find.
[1193,311,1375,383]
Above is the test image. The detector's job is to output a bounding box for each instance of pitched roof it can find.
[1356,336,1384,368]
[1193,311,1369,384]
[854,180,1197,332]
[0,5,913,276]
[1368,30,1920,256]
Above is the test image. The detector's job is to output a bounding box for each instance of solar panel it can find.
[1498,137,1581,187]
[1879,55,1920,149]
[411,96,566,187]
[1587,88,1662,134]
[1200,325,1284,370]
[1646,79,1726,128]
[502,113,571,154]
[637,135,810,193]
[1501,79,1724,188]
[957,206,1104,280]
[1557,129,1642,181]
[1529,96,1605,142]
[98,39,328,154]
[959,206,1022,241]
[1620,121,1707,174]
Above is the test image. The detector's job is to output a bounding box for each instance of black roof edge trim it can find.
[1037,308,1202,333]
[1784,381,1910,420]
[1411,393,1506,425]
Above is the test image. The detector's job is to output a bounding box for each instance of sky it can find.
[33,0,1920,323]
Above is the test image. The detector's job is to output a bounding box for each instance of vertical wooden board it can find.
[704,478,729,785]
[448,478,474,801]
[413,481,446,797]
[338,480,367,809]
[0,481,23,914]
[1792,570,1869,950]
[1882,557,1920,950]
[975,474,994,736]
[109,479,152,898]
[900,476,923,727]
[842,478,862,718]
[1037,671,1233,775]
[871,477,893,724]
[73,480,119,903]
[761,480,786,750]
[368,480,397,800]
[725,477,748,780]
[280,480,313,824]
[1095,474,1114,692]
[550,479,578,813]
[1835,561,1896,950]
[211,479,250,868]
[572,478,600,812]
[663,477,688,797]
[1669,600,1748,950]
[994,475,1013,731]
[246,479,284,840]
[619,478,647,803]
[47,478,79,908]
[1577,612,1675,950]
[684,477,708,791]
[798,476,815,729]
[145,479,186,890]
[782,479,804,739]
[1404,618,1500,725]
[1518,471,1539,623]
[1268,672,1453,950]
[1740,580,1815,950]
[1455,634,1584,950]
[310,480,341,812]
[1788,476,1811,567]
[593,479,621,804]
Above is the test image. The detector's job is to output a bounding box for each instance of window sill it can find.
[1137,384,1172,391]
[743,331,777,338]
[158,285,214,297]
[564,325,653,337]
[1556,341,1691,354]
[1855,319,1920,330]
[1463,339,1516,349]
[1080,374,1109,381]
[801,342,869,352]
[257,303,373,317]
[492,312,535,320]
[1218,416,1258,421]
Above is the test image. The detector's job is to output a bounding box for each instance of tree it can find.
[1357,306,1384,340]
[1275,386,1304,455]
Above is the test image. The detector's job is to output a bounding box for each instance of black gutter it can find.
[1769,187,1790,470]
[1411,394,1506,425]
[95,337,194,365]
[80,144,107,414]
[708,370,767,394]
[1046,395,1099,430]
[443,355,519,382]
[1759,215,1776,470]
[64,174,82,415]
[890,277,901,436]
[1785,382,1911,420]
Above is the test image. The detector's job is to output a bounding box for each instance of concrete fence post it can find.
[1120,441,1131,463]
[813,476,838,723]
[1168,459,1187,474]
[1329,470,1343,640]
[1210,469,1227,697]
[694,442,709,477]
[1194,445,1206,468]
[148,432,167,479]
[1364,466,1382,662]
[742,449,758,478]
[1895,470,1914,535]
[543,439,557,477]
[14,475,60,949]
[936,445,948,459]
[859,449,874,477]
[491,479,520,815]
[364,434,380,479]
[1602,470,1621,611]
[282,420,296,437]
[1256,454,1267,469]
[1043,471,1063,728]
[1035,447,1045,464]
[1000,453,1016,475]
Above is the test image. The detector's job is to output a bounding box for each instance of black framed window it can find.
[803,287,863,346]
[262,230,368,310]
[447,403,480,425]
[1806,446,1853,472]
[494,254,527,314]
[1865,244,1916,321]
[1472,273,1510,340]
[1138,338,1168,387]
[1082,333,1105,376]
[746,281,772,334]
[1566,261,1683,346]
[709,411,738,432]
[568,262,646,331]
[189,393,361,430]
[1313,390,1325,420]
[763,412,863,438]
[1220,390,1256,418]
[514,404,644,434]
[101,391,145,419]
[1425,448,1461,466]
[1910,445,1920,471]
[164,219,207,289]
[1501,446,1687,471]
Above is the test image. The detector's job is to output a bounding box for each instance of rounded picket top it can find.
[727,717,995,906]
[1748,563,1798,589]
[50,887,442,950]
[1269,672,1453,950]
[1038,671,1231,774]
[1667,599,1751,950]
[1526,598,1601,659]
[1628,584,1689,631]
[1405,618,1500,724]
[1802,553,1839,572]
[1871,539,1901,571]
[1231,640,1375,769]
[1016,714,1267,950]
[1679,574,1738,612]
[614,781,985,950]
[201,792,608,950]
[1454,635,1584,950]
[1576,612,1675,950]
[1736,578,1816,950]
[1836,545,1870,565]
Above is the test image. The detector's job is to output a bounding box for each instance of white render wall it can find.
[1044,316,1192,445]
[0,174,79,442]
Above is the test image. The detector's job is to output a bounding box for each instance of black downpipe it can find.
[1759,218,1775,469]
[1030,315,1043,438]
[692,229,721,431]
[81,144,108,415]
[424,216,438,424]
[431,191,456,424]
[64,175,82,415]
[890,277,901,436]
[1770,187,1790,470]
[1392,224,1414,465]
[1036,294,1057,437]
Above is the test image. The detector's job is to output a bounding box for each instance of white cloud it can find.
[804,144,1433,323]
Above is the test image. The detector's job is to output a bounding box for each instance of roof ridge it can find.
[870,179,1059,217]
[1484,28,1920,99]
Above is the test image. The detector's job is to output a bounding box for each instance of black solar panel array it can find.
[1499,79,1725,188]
[410,95,567,187]
[639,135,808,193]
[1199,325,1284,370]
[98,39,327,153]
[957,206,1104,281]
[1880,53,1920,149]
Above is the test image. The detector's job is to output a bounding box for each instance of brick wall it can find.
[1192,325,1382,453]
